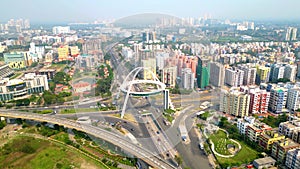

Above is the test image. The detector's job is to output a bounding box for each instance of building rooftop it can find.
[261,130,284,140]
[254,157,276,165]
[39,69,56,72]
[275,138,300,149]
[73,82,91,88]
[7,79,24,86]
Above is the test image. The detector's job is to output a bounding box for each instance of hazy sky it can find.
[1,0,300,23]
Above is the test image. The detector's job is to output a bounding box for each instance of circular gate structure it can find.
[119,67,167,118]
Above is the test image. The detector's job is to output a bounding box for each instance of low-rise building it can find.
[292,128,300,144]
[0,73,49,101]
[285,148,300,169]
[271,138,300,163]
[38,69,56,80]
[237,116,255,135]
[0,64,14,78]
[253,157,276,169]
[73,81,91,93]
[259,131,285,150]
[279,120,300,138]
[246,122,272,143]
[4,52,31,69]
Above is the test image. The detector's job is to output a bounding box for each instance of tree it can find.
[104,53,111,61]
[53,72,71,85]
[0,120,6,130]
[29,95,37,102]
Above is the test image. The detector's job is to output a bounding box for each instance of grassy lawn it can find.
[0,136,106,169]
[210,130,238,155]
[48,63,67,71]
[60,109,77,114]
[210,130,259,167]
[163,109,175,123]
[216,141,259,167]
[60,108,109,114]
[33,109,53,114]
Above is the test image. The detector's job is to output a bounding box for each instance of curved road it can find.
[0,111,177,169]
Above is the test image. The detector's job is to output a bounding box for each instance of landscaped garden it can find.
[209,130,239,155]
[209,129,259,168]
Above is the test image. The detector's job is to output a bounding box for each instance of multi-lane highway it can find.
[0,111,177,169]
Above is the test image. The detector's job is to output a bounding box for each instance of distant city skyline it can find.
[1,0,300,23]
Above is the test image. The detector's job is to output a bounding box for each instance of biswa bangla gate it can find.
[118,67,173,118]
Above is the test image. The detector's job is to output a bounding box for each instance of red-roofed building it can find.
[73,81,91,93]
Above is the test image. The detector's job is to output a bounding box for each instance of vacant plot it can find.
[0,136,105,169]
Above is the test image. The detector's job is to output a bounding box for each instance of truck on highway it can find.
[178,125,188,141]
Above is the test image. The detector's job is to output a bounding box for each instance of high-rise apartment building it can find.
[142,31,157,43]
[141,58,156,80]
[156,52,169,70]
[256,66,270,84]
[220,89,250,117]
[52,26,70,34]
[247,88,270,114]
[238,64,256,85]
[269,64,285,82]
[268,87,288,114]
[297,62,300,78]
[209,62,224,87]
[161,66,177,88]
[70,46,80,57]
[284,64,297,82]
[286,27,298,41]
[82,39,101,54]
[181,68,195,89]
[58,46,69,61]
[225,67,244,87]
[287,88,300,111]
[196,57,209,88]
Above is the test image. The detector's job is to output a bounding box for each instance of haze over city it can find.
[1,1,300,169]
[1,0,300,23]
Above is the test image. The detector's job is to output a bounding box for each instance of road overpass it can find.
[0,111,177,169]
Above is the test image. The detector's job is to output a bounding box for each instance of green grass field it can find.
[0,136,106,169]
[209,130,259,167]
[60,108,99,114]
[216,140,259,167]
[210,130,238,155]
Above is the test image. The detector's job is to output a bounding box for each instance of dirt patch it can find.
[80,161,100,169]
